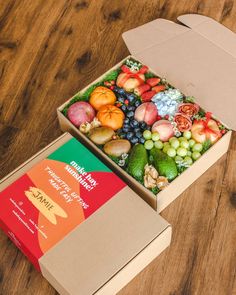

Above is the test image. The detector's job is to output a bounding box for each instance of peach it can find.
[68,101,95,127]
[134,102,158,125]
[152,120,174,142]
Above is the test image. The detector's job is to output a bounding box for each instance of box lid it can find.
[122,14,236,130]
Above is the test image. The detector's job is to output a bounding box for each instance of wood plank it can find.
[0,0,235,294]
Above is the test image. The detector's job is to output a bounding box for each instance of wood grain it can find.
[0,0,235,294]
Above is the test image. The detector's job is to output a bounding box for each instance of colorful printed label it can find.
[0,138,126,270]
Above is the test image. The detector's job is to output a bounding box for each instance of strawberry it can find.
[146,77,161,87]
[152,85,166,93]
[134,84,151,96]
[141,90,156,102]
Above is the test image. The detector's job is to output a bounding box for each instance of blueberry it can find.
[127,132,134,140]
[130,120,139,128]
[139,137,145,144]
[130,137,139,144]
[120,133,126,139]
[124,118,130,124]
[126,93,136,104]
[134,100,141,107]
[134,127,141,133]
[121,105,127,112]
[117,96,125,103]
[146,125,151,130]
[136,131,143,138]
[140,121,147,129]
[126,111,134,118]
[127,105,135,111]
[114,87,125,95]
[123,126,130,133]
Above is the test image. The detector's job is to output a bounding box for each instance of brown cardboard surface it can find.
[39,186,170,295]
[122,14,236,130]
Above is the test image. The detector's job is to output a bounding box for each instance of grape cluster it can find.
[113,87,150,145]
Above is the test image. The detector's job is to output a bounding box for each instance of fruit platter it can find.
[61,57,228,197]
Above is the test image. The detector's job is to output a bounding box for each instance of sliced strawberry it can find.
[146,77,161,87]
[152,85,166,93]
[141,90,156,102]
[134,84,151,96]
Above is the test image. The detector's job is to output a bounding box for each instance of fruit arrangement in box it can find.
[62,58,228,195]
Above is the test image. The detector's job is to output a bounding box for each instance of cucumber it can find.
[127,144,148,182]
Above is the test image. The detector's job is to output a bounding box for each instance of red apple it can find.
[67,101,95,127]
[152,120,174,142]
[134,102,158,125]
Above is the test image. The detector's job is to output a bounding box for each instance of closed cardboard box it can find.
[0,133,171,295]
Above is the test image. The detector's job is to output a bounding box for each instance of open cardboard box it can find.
[57,14,235,213]
[0,133,171,295]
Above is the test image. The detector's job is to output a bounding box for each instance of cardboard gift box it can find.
[57,14,234,213]
[0,133,171,295]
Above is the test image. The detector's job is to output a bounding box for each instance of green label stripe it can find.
[47,138,111,173]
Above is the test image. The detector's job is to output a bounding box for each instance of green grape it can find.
[192,151,201,160]
[175,155,183,163]
[151,132,160,141]
[192,143,203,152]
[143,130,152,140]
[163,144,171,153]
[154,140,163,149]
[169,137,177,143]
[170,139,180,149]
[144,140,154,150]
[184,156,193,165]
[183,131,192,139]
[189,139,196,148]
[187,151,192,157]
[177,147,187,157]
[178,137,186,142]
[180,140,189,149]
[167,147,176,158]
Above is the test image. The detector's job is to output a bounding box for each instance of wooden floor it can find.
[0,1,236,294]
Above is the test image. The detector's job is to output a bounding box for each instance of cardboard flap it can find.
[122,18,189,55]
[178,14,236,58]
[123,15,236,130]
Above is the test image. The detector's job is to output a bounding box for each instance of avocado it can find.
[127,144,148,182]
[150,148,178,181]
